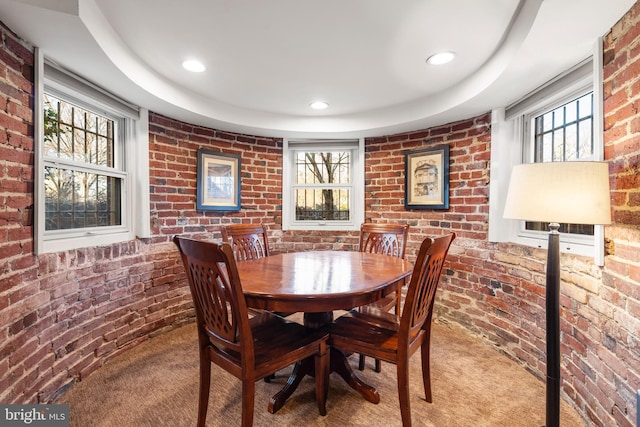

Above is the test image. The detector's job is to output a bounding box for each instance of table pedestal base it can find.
[267,312,380,414]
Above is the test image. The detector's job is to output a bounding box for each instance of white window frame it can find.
[282,138,364,231]
[34,49,150,254]
[489,40,606,265]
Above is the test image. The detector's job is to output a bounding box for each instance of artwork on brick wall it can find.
[404,145,449,209]
[196,148,241,211]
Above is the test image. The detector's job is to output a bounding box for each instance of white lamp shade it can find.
[503,161,612,225]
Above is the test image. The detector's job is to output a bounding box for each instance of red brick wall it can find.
[0,24,194,404]
[2,3,640,425]
[145,112,493,254]
[148,113,283,241]
[0,21,36,403]
[595,2,640,425]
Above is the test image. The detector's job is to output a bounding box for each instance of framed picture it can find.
[196,149,241,211]
[404,145,449,209]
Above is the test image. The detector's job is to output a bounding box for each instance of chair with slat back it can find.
[173,236,329,427]
[359,223,409,260]
[357,222,410,372]
[221,224,293,320]
[329,233,455,427]
[220,223,270,261]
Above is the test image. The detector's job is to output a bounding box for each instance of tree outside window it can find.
[294,151,351,221]
[43,94,122,231]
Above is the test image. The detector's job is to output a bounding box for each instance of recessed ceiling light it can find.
[310,101,329,110]
[182,60,205,72]
[426,51,455,66]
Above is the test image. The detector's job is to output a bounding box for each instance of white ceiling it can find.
[0,0,635,138]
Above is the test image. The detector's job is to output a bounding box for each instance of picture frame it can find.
[196,149,241,211]
[404,145,449,210]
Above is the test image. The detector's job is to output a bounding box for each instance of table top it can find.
[236,250,414,313]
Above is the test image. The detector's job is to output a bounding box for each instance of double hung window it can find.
[35,55,150,253]
[282,139,364,231]
[43,93,124,232]
[489,53,605,262]
[523,92,596,238]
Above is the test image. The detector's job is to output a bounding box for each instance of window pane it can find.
[44,94,115,167]
[73,128,86,162]
[565,100,577,123]
[295,151,350,184]
[542,132,553,162]
[86,133,96,164]
[59,100,73,126]
[552,105,564,126]
[295,188,350,221]
[87,110,98,132]
[578,118,593,159]
[529,92,595,236]
[553,129,564,161]
[565,123,578,160]
[578,94,592,119]
[542,111,553,132]
[58,125,73,160]
[44,166,122,230]
[73,107,85,128]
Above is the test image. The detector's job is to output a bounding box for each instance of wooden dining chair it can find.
[221,224,293,321]
[357,222,410,372]
[329,233,455,427]
[220,223,271,261]
[173,236,329,427]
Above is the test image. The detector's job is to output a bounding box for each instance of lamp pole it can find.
[546,223,561,427]
[503,161,612,427]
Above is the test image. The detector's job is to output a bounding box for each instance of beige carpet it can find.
[60,317,585,426]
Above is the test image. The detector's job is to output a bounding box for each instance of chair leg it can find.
[421,340,433,403]
[397,357,412,427]
[360,355,382,373]
[197,354,211,427]
[241,378,256,427]
[315,341,329,416]
[394,281,403,316]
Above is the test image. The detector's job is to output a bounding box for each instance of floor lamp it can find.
[503,161,611,427]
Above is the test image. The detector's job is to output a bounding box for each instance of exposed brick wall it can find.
[363,116,492,255]
[0,23,193,404]
[2,3,640,425]
[605,3,640,228]
[0,20,36,403]
[147,112,283,242]
[592,1,640,425]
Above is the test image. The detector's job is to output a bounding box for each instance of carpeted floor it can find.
[60,316,586,426]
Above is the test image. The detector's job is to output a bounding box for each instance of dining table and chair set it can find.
[173,223,455,427]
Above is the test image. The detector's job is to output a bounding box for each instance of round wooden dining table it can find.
[236,250,414,413]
